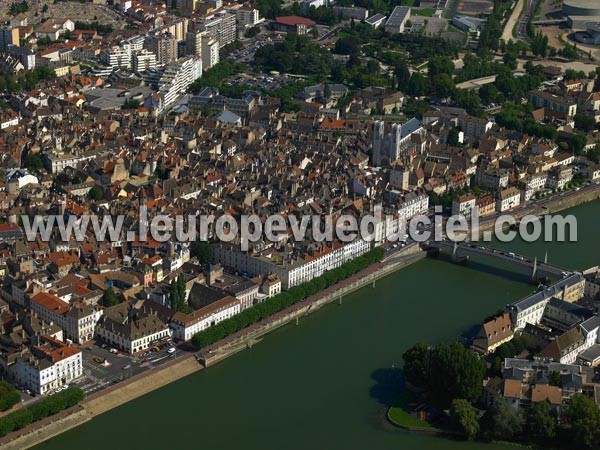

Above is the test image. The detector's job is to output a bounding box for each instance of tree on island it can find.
[480,398,524,441]
[566,394,600,450]
[449,398,479,440]
[402,342,428,387]
[102,287,119,307]
[427,343,486,406]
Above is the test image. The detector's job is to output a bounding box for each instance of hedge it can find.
[0,387,84,437]
[192,247,385,349]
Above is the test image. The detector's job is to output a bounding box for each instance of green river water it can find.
[35,200,600,450]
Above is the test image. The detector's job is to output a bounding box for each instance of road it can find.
[501,0,524,43]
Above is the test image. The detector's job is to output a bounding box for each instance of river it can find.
[35,200,600,450]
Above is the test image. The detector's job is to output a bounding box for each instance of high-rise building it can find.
[236,7,260,27]
[203,12,236,48]
[185,29,203,57]
[0,27,19,52]
[159,56,202,109]
[144,33,178,66]
[202,36,219,70]
[132,49,158,73]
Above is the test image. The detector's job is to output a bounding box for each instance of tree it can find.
[588,144,600,163]
[25,152,44,171]
[450,399,479,440]
[122,98,140,110]
[427,343,486,406]
[548,370,561,387]
[395,65,411,92]
[574,113,596,133]
[427,56,454,78]
[566,394,600,450]
[88,185,103,201]
[190,241,212,264]
[402,342,428,387]
[0,382,20,412]
[527,400,556,444]
[102,287,119,307]
[480,398,524,441]
[432,73,456,99]
[170,273,187,312]
[447,128,460,146]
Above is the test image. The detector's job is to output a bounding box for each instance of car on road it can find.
[167,347,176,354]
[122,365,131,370]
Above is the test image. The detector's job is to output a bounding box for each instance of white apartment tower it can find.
[202,37,219,70]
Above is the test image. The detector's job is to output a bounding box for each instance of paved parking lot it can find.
[79,341,180,395]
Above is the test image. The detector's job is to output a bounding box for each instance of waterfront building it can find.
[472,312,514,354]
[213,239,372,290]
[170,296,241,341]
[540,327,586,364]
[496,186,521,212]
[451,193,476,216]
[95,301,171,354]
[509,274,586,330]
[10,339,82,395]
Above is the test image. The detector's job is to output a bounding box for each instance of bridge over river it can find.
[427,240,572,282]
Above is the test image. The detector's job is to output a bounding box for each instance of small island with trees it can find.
[390,333,600,450]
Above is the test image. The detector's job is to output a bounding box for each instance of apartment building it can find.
[10,342,82,395]
[475,168,509,190]
[144,33,178,66]
[496,186,521,212]
[132,49,158,73]
[202,36,219,70]
[170,296,241,341]
[202,12,237,48]
[452,193,476,216]
[213,238,371,290]
[0,27,19,52]
[236,7,260,26]
[458,114,493,138]
[95,301,171,354]
[529,90,578,117]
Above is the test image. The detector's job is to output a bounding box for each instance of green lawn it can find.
[388,392,435,429]
[411,8,436,17]
[403,0,417,5]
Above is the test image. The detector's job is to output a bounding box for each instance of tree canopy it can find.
[102,287,119,307]
[566,394,600,450]
[450,398,479,440]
